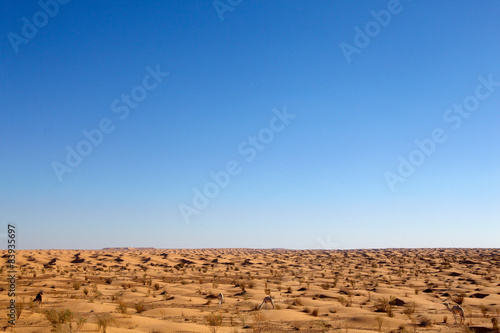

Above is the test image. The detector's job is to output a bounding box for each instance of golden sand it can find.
[1,248,499,332]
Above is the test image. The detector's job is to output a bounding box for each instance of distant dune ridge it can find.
[1,248,499,332]
[101,247,157,251]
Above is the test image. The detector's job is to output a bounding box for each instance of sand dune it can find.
[1,248,499,332]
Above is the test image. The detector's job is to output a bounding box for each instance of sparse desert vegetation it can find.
[0,248,499,332]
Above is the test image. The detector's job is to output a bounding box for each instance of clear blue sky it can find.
[1,0,499,250]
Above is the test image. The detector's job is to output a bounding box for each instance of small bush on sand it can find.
[480,304,487,317]
[96,314,113,333]
[492,317,499,333]
[116,302,127,315]
[135,300,146,314]
[419,316,432,327]
[320,282,330,290]
[43,308,86,332]
[452,293,465,305]
[252,312,268,333]
[204,312,223,333]
[375,316,383,332]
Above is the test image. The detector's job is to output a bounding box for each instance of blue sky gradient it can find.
[1,0,499,249]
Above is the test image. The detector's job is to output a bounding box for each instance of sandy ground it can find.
[1,248,499,332]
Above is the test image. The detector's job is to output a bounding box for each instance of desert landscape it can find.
[1,248,499,332]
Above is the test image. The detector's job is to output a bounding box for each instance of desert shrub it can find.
[96,314,113,333]
[492,317,499,333]
[135,300,146,314]
[480,304,487,317]
[375,316,383,332]
[452,293,465,305]
[72,281,81,290]
[403,302,415,319]
[116,302,127,315]
[320,282,330,290]
[338,296,352,307]
[386,305,394,318]
[43,308,86,332]
[252,312,268,333]
[311,308,319,317]
[204,312,223,333]
[374,298,389,312]
[419,316,432,327]
[154,283,160,290]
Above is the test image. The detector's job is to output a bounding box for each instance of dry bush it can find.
[135,300,146,314]
[480,304,487,317]
[374,298,389,312]
[204,312,223,333]
[96,314,113,333]
[419,316,432,327]
[320,282,330,290]
[116,302,127,315]
[252,312,269,333]
[43,308,86,332]
[375,316,383,332]
[338,296,350,307]
[72,281,81,290]
[403,302,415,319]
[311,308,319,317]
[452,293,466,305]
[492,318,499,333]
